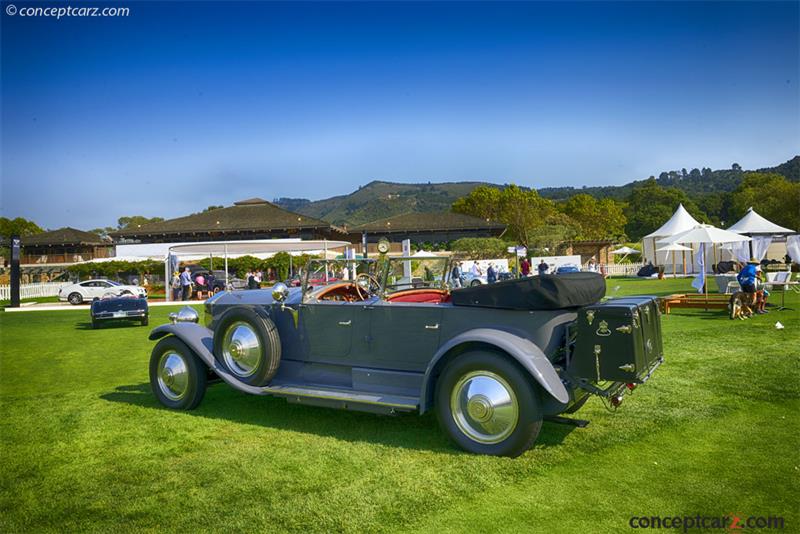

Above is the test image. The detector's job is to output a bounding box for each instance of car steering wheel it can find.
[355,273,381,300]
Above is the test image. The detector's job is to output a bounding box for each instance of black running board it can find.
[264,383,419,414]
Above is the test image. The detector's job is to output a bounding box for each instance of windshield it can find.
[381,257,450,294]
[303,259,378,290]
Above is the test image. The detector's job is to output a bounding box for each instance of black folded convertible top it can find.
[451,272,606,310]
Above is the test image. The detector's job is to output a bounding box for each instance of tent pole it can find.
[673,252,676,279]
[165,252,170,302]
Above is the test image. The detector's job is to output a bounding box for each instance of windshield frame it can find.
[301,258,379,300]
[379,256,452,296]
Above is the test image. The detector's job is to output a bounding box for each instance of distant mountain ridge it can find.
[273,156,799,226]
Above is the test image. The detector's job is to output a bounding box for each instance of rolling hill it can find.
[274,156,799,226]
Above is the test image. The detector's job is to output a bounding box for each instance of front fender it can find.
[420,328,570,413]
[149,323,266,395]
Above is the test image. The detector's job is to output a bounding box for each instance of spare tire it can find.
[213,307,281,386]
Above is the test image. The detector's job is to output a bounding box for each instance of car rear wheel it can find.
[68,292,83,305]
[435,350,542,457]
[470,280,482,287]
[213,307,281,386]
[141,315,149,326]
[150,336,207,410]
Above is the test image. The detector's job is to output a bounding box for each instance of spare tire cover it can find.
[213,307,281,387]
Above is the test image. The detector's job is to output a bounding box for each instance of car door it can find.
[299,301,355,362]
[361,301,443,372]
[80,281,103,299]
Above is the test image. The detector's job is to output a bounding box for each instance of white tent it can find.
[166,239,351,301]
[642,203,700,271]
[724,207,796,262]
[727,207,795,235]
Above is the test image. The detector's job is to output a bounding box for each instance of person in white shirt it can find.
[471,262,482,277]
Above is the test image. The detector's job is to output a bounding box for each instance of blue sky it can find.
[1,1,798,229]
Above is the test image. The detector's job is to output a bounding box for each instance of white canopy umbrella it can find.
[656,243,692,278]
[611,246,640,255]
[411,250,440,258]
[657,224,751,246]
[658,225,750,304]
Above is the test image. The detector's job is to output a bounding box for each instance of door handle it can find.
[338,320,352,326]
[425,324,439,330]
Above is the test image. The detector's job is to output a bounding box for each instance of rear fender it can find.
[420,328,569,413]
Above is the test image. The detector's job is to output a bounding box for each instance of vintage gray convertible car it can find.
[148,258,663,456]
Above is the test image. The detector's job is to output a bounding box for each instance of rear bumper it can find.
[93,310,147,319]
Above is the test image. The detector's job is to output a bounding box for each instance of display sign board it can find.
[506,246,528,257]
[10,235,21,307]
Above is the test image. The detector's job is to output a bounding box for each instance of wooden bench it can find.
[659,293,731,314]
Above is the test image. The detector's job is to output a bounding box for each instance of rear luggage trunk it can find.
[568,296,663,383]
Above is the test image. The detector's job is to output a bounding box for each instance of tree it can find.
[0,217,43,239]
[450,238,509,260]
[117,215,164,229]
[624,179,706,240]
[451,185,502,221]
[729,173,800,231]
[559,194,627,241]
[452,184,555,248]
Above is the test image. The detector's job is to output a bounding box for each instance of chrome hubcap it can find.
[157,351,189,401]
[451,371,519,444]
[222,321,261,377]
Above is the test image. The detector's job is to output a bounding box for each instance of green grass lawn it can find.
[1,279,798,533]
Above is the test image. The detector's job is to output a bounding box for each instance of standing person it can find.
[247,270,258,290]
[180,267,192,301]
[587,256,598,273]
[471,261,482,277]
[206,271,216,295]
[537,259,549,276]
[520,257,531,277]
[487,263,497,284]
[171,271,181,301]
[451,262,462,288]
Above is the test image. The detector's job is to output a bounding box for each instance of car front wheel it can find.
[435,350,542,457]
[68,292,83,305]
[150,336,207,410]
[470,279,482,287]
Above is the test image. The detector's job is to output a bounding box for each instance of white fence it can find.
[0,282,70,301]
[601,262,646,277]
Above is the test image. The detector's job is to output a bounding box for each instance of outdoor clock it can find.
[377,239,391,254]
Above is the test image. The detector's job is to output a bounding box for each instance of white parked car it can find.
[59,279,147,305]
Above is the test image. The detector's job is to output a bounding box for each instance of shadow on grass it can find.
[101,382,578,454]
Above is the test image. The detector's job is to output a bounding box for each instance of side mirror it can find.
[272,282,289,302]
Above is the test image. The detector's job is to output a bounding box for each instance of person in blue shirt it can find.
[180,267,193,301]
[737,258,760,310]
